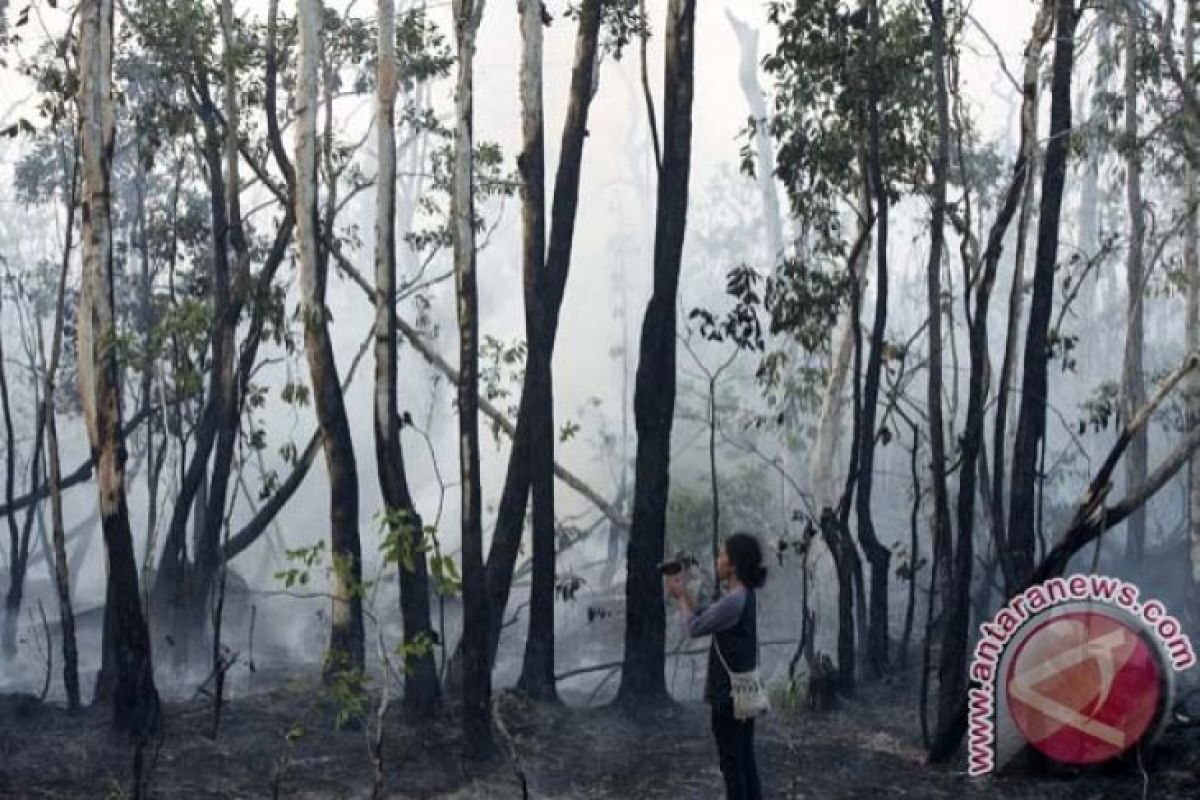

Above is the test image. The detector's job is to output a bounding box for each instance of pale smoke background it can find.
[15,0,1182,705]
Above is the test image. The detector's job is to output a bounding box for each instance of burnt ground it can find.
[2,671,1199,799]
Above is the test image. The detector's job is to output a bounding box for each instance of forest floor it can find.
[2,670,1199,799]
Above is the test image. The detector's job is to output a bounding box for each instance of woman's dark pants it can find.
[711,703,762,799]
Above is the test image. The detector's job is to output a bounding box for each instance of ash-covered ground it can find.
[3,667,1198,799]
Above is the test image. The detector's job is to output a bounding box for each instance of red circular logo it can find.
[1005,609,1164,765]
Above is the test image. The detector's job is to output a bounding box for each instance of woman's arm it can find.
[684,589,746,637]
[666,574,745,638]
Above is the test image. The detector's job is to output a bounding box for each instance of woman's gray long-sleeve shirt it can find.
[681,585,758,707]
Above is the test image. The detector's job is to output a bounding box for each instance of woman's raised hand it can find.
[664,571,687,600]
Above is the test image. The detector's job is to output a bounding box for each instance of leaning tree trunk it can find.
[77,0,160,735]
[992,1,1053,591]
[374,0,441,717]
[515,0,559,702]
[855,0,893,679]
[450,0,494,759]
[1008,0,1078,592]
[928,1,1057,764]
[1121,0,1148,573]
[296,0,365,682]
[617,0,697,709]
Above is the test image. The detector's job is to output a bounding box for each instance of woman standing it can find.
[666,532,767,800]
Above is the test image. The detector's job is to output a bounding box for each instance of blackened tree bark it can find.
[450,0,494,759]
[297,0,365,681]
[443,0,604,692]
[375,0,441,717]
[515,0,559,702]
[855,0,892,678]
[992,1,1053,592]
[1008,0,1079,592]
[77,0,160,735]
[616,0,697,709]
[0,273,20,659]
[923,0,954,729]
[45,137,82,711]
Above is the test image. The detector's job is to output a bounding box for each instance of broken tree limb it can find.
[0,404,164,520]
[326,244,630,530]
[930,349,1200,762]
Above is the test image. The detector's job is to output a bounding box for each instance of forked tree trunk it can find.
[296,0,365,682]
[375,0,441,717]
[443,0,604,695]
[617,0,697,709]
[77,0,160,734]
[1007,0,1079,592]
[992,2,1053,591]
[515,0,559,702]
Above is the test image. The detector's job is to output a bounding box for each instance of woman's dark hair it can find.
[725,532,767,589]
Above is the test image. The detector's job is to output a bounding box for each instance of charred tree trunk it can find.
[0,277,20,660]
[993,2,1053,590]
[46,137,82,711]
[375,0,441,717]
[855,0,892,679]
[450,0,494,759]
[444,0,604,693]
[617,0,697,709]
[1007,0,1078,593]
[297,0,365,682]
[923,0,954,718]
[77,0,160,735]
[515,0,559,702]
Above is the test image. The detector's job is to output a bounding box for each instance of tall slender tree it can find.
[617,0,698,708]
[515,0,558,701]
[1121,0,1148,572]
[1008,0,1080,591]
[855,0,894,678]
[450,0,494,758]
[77,0,160,734]
[375,0,441,716]
[296,0,365,681]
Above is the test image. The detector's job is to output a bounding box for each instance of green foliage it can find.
[274,541,327,589]
[396,631,437,674]
[377,509,460,596]
[323,653,369,729]
[774,674,807,717]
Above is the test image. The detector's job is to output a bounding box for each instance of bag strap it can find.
[712,636,733,676]
[711,589,759,674]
